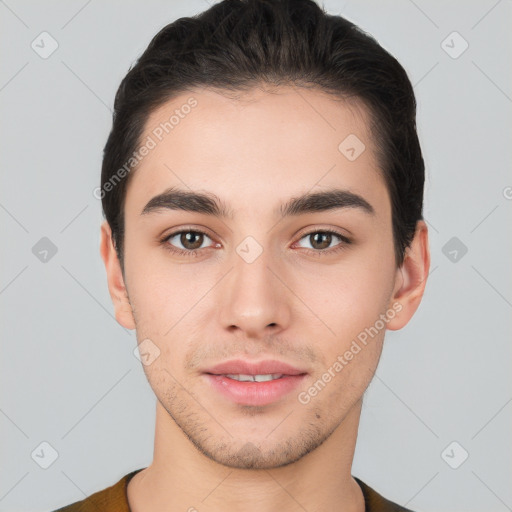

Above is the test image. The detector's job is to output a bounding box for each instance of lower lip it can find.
[203,374,307,406]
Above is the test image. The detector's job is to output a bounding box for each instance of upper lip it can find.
[204,359,307,376]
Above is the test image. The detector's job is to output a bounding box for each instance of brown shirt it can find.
[53,468,415,512]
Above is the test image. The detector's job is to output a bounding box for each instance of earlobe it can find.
[99,220,136,330]
[386,220,430,331]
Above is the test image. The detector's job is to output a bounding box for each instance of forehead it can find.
[124,85,389,222]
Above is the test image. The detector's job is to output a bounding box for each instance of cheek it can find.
[295,255,395,341]
[124,241,198,332]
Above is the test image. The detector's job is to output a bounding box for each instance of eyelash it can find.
[159,228,352,258]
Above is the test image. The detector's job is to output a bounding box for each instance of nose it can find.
[218,247,291,339]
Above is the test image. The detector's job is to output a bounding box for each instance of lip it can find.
[205,359,307,376]
[202,359,308,406]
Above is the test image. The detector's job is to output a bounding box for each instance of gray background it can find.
[1,0,511,511]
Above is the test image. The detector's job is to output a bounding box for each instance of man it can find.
[55,0,429,510]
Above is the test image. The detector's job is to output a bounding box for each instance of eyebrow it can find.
[140,186,375,218]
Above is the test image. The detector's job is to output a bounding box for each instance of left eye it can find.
[296,231,348,251]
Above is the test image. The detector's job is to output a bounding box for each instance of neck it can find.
[128,399,365,512]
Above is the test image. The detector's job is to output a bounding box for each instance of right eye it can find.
[161,229,217,256]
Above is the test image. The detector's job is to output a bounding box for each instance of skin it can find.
[100,84,430,512]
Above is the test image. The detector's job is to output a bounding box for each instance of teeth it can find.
[225,374,284,382]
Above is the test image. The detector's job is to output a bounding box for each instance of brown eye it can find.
[165,230,212,251]
[296,230,351,253]
[180,232,204,250]
[309,232,333,250]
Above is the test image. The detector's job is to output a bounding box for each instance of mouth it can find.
[202,359,308,406]
[222,373,286,382]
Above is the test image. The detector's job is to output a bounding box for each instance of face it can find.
[114,85,407,469]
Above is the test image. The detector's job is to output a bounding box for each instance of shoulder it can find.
[354,477,417,512]
[51,469,145,512]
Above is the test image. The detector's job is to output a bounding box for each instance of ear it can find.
[99,220,136,330]
[386,220,430,331]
